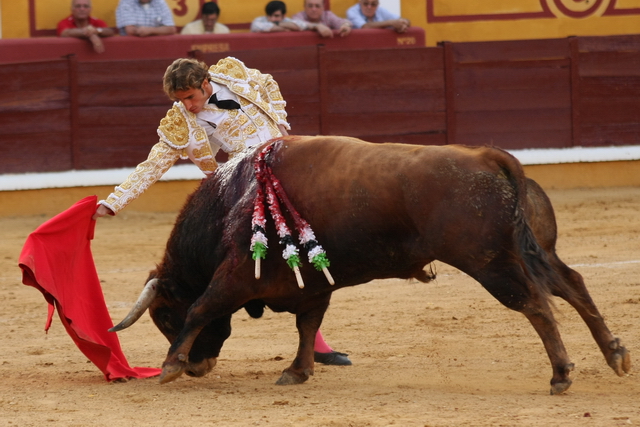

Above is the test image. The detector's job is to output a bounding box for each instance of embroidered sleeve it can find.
[99,141,181,214]
[266,74,289,129]
[211,58,290,130]
[249,68,290,130]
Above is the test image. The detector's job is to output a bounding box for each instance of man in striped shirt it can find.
[115,0,176,37]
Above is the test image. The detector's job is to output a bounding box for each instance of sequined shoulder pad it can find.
[158,104,190,148]
[209,57,249,82]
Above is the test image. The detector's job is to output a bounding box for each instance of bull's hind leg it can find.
[525,177,630,379]
[520,305,575,394]
[549,258,631,376]
[475,265,575,394]
[276,295,331,385]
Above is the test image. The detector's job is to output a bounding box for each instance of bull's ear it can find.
[108,278,158,332]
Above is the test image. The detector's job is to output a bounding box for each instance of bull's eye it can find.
[152,307,178,332]
[158,311,178,329]
[161,312,177,329]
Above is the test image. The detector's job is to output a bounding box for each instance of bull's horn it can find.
[108,278,158,332]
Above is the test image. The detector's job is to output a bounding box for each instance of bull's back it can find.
[274,136,520,222]
[270,136,524,275]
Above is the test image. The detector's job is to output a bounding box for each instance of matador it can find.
[94,56,353,367]
[100,56,289,214]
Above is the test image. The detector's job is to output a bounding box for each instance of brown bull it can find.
[111,135,630,394]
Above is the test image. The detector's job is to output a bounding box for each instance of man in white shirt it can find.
[180,2,230,35]
[347,0,410,33]
[251,0,308,33]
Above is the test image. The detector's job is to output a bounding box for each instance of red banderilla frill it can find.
[251,140,334,289]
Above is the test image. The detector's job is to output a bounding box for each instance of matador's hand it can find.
[92,204,113,220]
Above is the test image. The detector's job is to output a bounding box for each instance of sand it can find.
[1,186,638,426]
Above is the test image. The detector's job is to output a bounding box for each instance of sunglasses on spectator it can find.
[362,1,379,7]
[73,4,91,8]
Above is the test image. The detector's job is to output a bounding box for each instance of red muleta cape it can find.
[19,196,161,381]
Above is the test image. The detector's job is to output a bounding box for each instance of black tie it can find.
[208,93,241,110]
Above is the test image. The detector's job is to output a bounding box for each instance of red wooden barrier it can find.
[577,35,640,147]
[319,47,446,145]
[75,58,174,169]
[0,59,73,173]
[446,38,573,149]
[0,28,425,64]
[2,33,640,176]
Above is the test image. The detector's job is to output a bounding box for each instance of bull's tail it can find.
[497,149,563,303]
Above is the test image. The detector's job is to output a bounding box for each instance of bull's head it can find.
[109,271,231,380]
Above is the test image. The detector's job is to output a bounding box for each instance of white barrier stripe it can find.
[1,145,639,192]
[569,260,640,268]
[509,145,640,166]
[0,164,204,191]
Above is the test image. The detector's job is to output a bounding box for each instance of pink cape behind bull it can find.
[19,195,161,381]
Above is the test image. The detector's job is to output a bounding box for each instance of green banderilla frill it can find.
[286,253,302,270]
[311,252,331,271]
[251,242,268,261]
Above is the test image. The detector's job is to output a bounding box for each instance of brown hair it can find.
[162,58,211,100]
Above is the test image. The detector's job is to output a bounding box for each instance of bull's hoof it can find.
[549,363,574,395]
[549,378,572,395]
[607,338,631,376]
[159,363,185,384]
[185,357,217,378]
[275,369,311,385]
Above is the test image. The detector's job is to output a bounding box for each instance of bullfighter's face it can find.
[173,78,212,114]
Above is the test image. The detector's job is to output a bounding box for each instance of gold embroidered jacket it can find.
[101,57,289,214]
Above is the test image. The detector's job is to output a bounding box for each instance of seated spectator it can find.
[292,0,351,38]
[251,0,308,33]
[180,2,230,35]
[57,0,115,54]
[347,0,410,33]
[116,0,177,37]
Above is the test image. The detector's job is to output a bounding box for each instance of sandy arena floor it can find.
[1,186,639,426]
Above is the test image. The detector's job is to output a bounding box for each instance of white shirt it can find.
[195,81,282,157]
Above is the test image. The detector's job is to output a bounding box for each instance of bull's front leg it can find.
[159,283,241,384]
[159,316,210,384]
[276,297,331,385]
